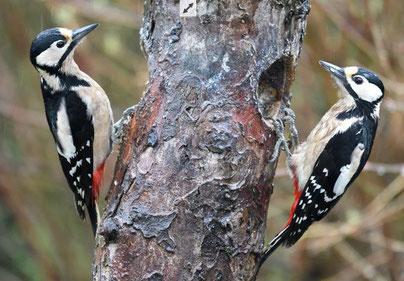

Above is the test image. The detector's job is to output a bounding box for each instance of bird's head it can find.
[30,24,98,74]
[319,60,384,105]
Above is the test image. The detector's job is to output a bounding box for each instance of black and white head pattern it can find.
[30,28,74,69]
[344,66,384,103]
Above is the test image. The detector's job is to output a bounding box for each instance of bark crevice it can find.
[93,1,309,280]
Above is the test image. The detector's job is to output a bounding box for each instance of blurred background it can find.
[0,1,402,281]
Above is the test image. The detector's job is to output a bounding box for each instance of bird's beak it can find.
[72,24,99,43]
[319,60,345,82]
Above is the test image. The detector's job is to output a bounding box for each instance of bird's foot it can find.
[283,107,299,147]
[269,118,291,162]
[113,105,137,145]
[269,108,299,162]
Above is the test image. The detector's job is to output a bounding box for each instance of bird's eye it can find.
[56,41,66,48]
[353,76,363,85]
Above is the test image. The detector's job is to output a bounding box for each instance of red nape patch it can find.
[92,161,105,203]
[285,174,302,227]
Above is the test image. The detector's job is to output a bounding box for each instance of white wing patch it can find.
[332,143,364,197]
[56,98,76,160]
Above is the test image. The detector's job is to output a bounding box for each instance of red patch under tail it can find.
[92,161,105,203]
[285,173,302,227]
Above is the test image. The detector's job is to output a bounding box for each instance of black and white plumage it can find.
[258,61,384,269]
[30,24,113,236]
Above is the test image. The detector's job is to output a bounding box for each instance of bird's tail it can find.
[257,226,290,271]
[87,201,100,237]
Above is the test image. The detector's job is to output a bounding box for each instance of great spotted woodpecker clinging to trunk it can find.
[258,61,384,271]
[30,24,114,236]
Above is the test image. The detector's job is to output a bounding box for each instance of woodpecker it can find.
[30,24,113,236]
[258,61,384,270]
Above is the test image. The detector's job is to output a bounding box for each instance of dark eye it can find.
[56,41,66,48]
[353,76,363,85]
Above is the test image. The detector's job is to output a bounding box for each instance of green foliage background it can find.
[0,1,402,280]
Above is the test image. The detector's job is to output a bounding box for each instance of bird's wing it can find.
[285,121,368,246]
[54,92,94,220]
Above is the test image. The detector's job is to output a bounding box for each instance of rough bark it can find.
[92,1,309,280]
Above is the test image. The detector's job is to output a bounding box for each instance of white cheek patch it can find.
[348,79,383,103]
[36,41,70,67]
[36,47,61,67]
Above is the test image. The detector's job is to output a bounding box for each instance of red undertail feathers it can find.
[92,161,105,203]
[285,173,302,227]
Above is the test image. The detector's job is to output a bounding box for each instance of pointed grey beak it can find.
[73,23,99,43]
[319,60,345,81]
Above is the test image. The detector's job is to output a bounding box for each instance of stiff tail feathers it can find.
[257,226,291,271]
[87,200,100,237]
[257,175,301,272]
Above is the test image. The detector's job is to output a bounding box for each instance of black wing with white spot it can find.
[55,92,94,221]
[284,121,373,247]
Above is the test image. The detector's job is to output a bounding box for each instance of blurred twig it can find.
[325,250,388,281]
[43,0,143,28]
[364,175,404,215]
[315,0,375,60]
[365,162,404,176]
[335,242,388,281]
[358,232,404,255]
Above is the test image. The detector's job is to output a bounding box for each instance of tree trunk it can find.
[92,1,309,280]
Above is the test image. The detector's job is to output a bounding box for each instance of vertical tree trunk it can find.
[92,1,309,280]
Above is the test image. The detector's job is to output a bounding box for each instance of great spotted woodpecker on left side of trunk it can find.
[257,61,384,271]
[30,24,113,236]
